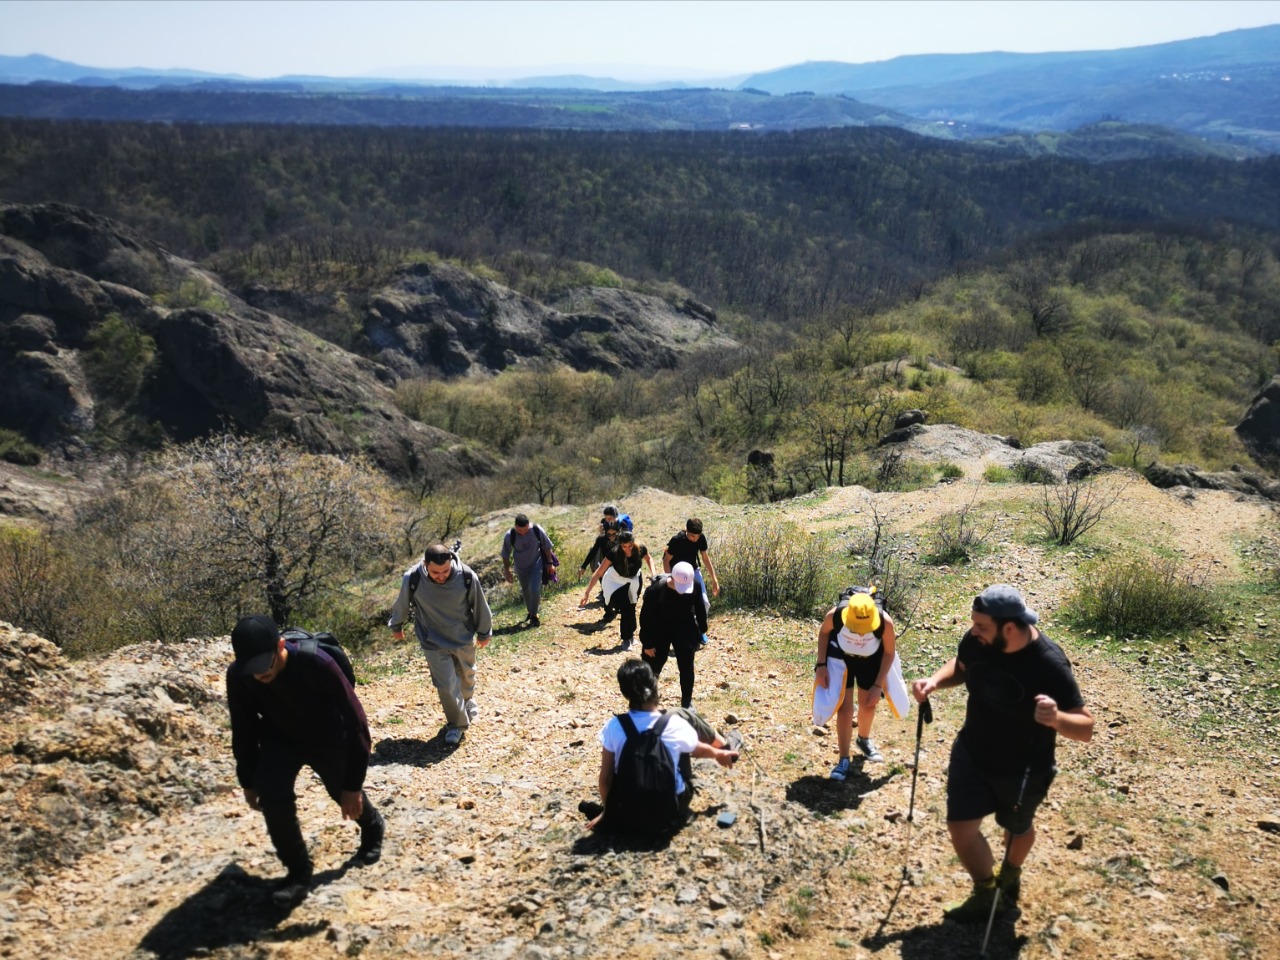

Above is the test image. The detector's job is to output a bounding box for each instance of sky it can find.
[2,0,1279,81]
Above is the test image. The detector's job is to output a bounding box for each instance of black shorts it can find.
[829,643,885,691]
[945,736,1056,836]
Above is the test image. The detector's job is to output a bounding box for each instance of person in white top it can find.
[814,591,897,779]
[586,659,740,832]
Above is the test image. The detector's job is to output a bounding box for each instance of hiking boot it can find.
[830,757,852,781]
[355,808,385,866]
[997,864,1022,904]
[943,878,998,923]
[444,726,465,746]
[600,608,617,625]
[528,615,541,628]
[271,869,312,907]
[465,698,479,723]
[620,637,634,651]
[856,736,883,762]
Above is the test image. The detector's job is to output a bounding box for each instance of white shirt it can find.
[599,709,698,795]
[836,626,882,657]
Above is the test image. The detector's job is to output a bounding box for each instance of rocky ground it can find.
[2,471,1279,960]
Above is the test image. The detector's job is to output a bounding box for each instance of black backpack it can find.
[281,627,357,688]
[407,540,473,603]
[830,585,888,643]
[601,713,682,836]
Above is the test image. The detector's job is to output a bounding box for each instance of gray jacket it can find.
[388,560,492,651]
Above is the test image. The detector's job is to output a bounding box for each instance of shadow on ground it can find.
[137,862,343,959]
[862,910,1027,959]
[370,732,461,768]
[786,768,897,814]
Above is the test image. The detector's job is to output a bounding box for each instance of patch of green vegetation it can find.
[983,464,1014,483]
[0,429,41,466]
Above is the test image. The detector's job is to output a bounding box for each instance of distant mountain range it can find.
[1,24,1278,152]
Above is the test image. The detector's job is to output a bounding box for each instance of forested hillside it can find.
[3,120,1280,323]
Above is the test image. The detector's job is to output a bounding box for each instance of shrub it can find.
[1014,459,1059,485]
[843,503,922,619]
[936,461,964,480]
[924,499,992,565]
[1071,557,1223,637]
[717,520,831,617]
[0,527,78,647]
[1037,478,1126,546]
[0,430,41,466]
[983,464,1014,483]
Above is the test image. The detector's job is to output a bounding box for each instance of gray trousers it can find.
[422,642,477,729]
[516,567,543,618]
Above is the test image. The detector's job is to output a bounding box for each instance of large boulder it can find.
[1236,377,1280,471]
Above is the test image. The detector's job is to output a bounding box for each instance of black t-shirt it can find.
[606,542,649,579]
[956,629,1084,775]
[665,531,709,569]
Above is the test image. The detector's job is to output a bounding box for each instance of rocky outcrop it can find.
[364,262,735,377]
[1143,462,1280,501]
[1236,377,1280,471]
[0,204,491,479]
[878,423,1111,481]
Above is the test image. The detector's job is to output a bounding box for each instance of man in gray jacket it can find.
[389,543,493,745]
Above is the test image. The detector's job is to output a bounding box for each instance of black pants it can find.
[254,736,379,875]
[607,589,638,642]
[643,634,697,707]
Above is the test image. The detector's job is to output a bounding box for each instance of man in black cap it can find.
[911,585,1093,923]
[226,614,385,905]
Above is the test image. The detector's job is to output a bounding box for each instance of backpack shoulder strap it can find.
[296,636,319,658]
[651,712,673,737]
[618,713,639,741]
[409,565,422,599]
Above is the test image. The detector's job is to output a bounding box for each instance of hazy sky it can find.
[2,0,1279,80]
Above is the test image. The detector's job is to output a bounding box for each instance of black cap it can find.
[231,614,279,674]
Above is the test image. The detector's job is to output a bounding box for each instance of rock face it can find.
[1144,462,1280,501]
[0,203,489,479]
[1236,377,1280,471]
[878,423,1111,481]
[363,262,735,377]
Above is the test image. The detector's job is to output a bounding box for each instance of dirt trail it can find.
[3,477,1278,960]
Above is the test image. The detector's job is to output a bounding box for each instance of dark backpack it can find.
[617,513,634,532]
[508,524,560,585]
[829,585,888,647]
[280,627,357,688]
[601,713,682,836]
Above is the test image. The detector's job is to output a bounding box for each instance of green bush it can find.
[1071,556,1223,637]
[983,464,1014,483]
[717,520,832,617]
[1014,459,1059,485]
[0,430,41,466]
[935,461,964,480]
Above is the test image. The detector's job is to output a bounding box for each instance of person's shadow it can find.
[370,731,461,768]
[862,911,1028,959]
[136,862,344,959]
[785,766,897,814]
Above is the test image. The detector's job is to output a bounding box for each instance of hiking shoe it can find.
[943,878,998,923]
[465,698,479,722]
[997,864,1022,904]
[620,637,634,651]
[355,809,385,866]
[724,731,744,752]
[444,726,465,746]
[271,870,312,907]
[698,633,709,648]
[528,615,541,628]
[600,608,617,625]
[830,757,852,781]
[856,736,883,762]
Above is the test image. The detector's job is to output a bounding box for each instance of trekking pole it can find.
[903,697,933,878]
[980,764,1030,958]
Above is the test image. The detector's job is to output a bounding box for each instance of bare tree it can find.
[1037,477,1128,546]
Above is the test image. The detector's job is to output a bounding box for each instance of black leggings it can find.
[643,636,697,707]
[607,589,638,642]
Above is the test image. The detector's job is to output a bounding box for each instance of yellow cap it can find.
[842,594,881,633]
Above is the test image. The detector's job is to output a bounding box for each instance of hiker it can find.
[662,517,720,646]
[585,658,739,833]
[226,614,385,906]
[501,513,558,628]
[578,529,655,649]
[639,561,707,709]
[911,585,1093,923]
[389,543,492,745]
[579,518,621,579]
[815,590,900,777]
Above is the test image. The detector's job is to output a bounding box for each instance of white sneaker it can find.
[465,699,479,722]
[444,726,465,746]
